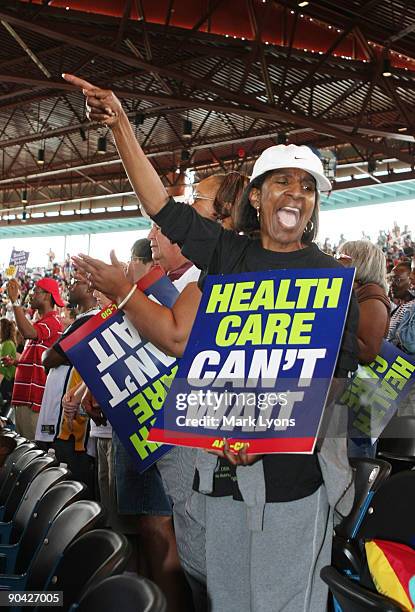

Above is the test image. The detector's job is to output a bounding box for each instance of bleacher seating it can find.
[0,431,167,612]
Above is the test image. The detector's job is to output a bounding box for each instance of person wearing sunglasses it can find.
[190,172,248,229]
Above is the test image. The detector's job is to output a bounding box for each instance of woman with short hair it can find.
[336,240,390,364]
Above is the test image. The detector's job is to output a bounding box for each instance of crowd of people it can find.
[0,72,414,611]
[322,220,415,273]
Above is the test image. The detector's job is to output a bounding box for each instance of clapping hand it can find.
[72,250,131,303]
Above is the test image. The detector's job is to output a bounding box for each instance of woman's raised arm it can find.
[62,73,169,216]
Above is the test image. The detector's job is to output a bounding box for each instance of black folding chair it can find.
[0,432,18,445]
[0,500,105,596]
[0,430,23,439]
[11,437,27,446]
[330,470,415,610]
[1,454,58,523]
[333,458,391,577]
[0,442,36,490]
[358,469,415,546]
[0,480,86,576]
[0,449,44,519]
[74,574,167,612]
[0,465,70,545]
[0,434,17,467]
[321,566,406,611]
[377,416,415,472]
[39,529,130,611]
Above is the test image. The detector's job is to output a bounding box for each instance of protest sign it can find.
[344,340,415,445]
[148,267,355,454]
[60,266,178,472]
[9,249,29,277]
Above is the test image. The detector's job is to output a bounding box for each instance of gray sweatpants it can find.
[157,447,206,581]
[202,486,332,612]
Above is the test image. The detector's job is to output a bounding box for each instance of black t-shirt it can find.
[153,198,359,503]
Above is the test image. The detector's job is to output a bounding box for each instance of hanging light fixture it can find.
[183,119,192,139]
[79,127,87,141]
[37,148,45,164]
[21,188,28,203]
[368,158,377,174]
[97,136,107,154]
[382,58,392,77]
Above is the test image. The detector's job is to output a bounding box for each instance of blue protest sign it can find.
[60,267,178,472]
[345,340,415,445]
[148,267,355,454]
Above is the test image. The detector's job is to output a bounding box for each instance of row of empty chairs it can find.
[3,415,415,611]
[0,428,167,612]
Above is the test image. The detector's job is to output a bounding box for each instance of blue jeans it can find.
[112,433,172,516]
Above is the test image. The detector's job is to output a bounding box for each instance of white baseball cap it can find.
[250,144,332,192]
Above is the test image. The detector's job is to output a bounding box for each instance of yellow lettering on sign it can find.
[313,278,343,308]
[392,356,415,379]
[274,280,296,309]
[130,422,160,460]
[206,283,234,313]
[129,393,153,424]
[295,279,319,309]
[216,315,242,347]
[229,282,255,311]
[250,280,275,311]
[288,313,315,345]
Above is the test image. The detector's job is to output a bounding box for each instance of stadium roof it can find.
[0,0,414,231]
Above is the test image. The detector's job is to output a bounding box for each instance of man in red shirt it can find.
[6,277,64,439]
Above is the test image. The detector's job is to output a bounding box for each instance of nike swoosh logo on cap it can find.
[294,156,305,159]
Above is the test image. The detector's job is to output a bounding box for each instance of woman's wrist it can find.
[110,110,130,136]
[116,283,136,309]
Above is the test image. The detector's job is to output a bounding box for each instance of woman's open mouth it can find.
[275,206,300,229]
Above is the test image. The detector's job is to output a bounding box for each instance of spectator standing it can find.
[90,240,153,528]
[0,318,17,414]
[336,241,391,457]
[6,278,63,439]
[39,277,99,492]
[388,261,415,417]
[337,241,390,364]
[110,237,195,611]
[388,262,415,341]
